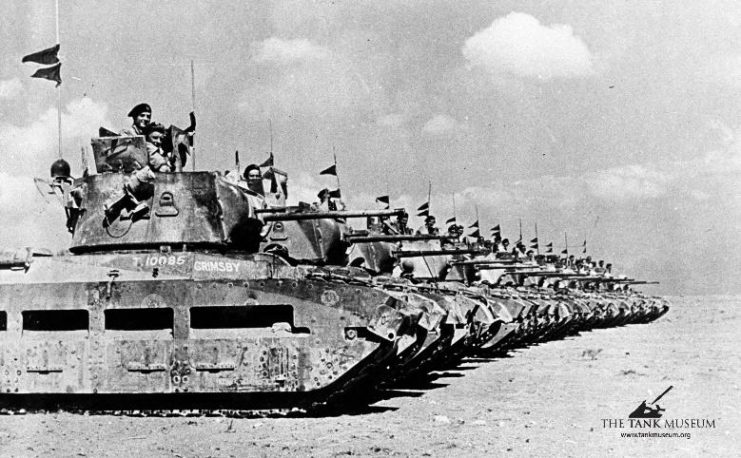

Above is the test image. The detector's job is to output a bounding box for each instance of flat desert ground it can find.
[0,295,738,457]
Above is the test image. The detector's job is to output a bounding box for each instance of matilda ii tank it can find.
[0,135,422,414]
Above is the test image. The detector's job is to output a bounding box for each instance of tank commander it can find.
[144,122,172,172]
[314,188,338,211]
[442,224,463,248]
[242,164,265,195]
[389,211,412,235]
[512,241,526,258]
[416,215,439,235]
[120,103,152,136]
[497,238,510,253]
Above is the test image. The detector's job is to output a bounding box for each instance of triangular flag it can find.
[329,189,342,199]
[417,209,429,217]
[22,44,60,65]
[582,246,587,254]
[582,240,587,246]
[260,152,274,167]
[469,220,479,229]
[30,62,62,86]
[375,195,390,207]
[490,225,501,234]
[530,237,538,244]
[561,249,568,254]
[469,229,480,238]
[445,216,456,224]
[235,150,240,169]
[320,164,337,176]
[417,202,429,212]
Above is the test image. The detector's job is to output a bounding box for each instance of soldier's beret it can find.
[128,103,152,118]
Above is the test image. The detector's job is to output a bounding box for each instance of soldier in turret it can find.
[314,189,337,211]
[242,164,265,195]
[389,211,412,235]
[144,122,172,172]
[120,103,152,136]
[416,215,439,235]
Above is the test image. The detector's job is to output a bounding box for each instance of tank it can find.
[337,222,670,363]
[0,135,425,414]
[0,131,670,414]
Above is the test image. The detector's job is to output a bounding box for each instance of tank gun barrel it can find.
[503,270,583,277]
[451,259,526,266]
[262,208,405,222]
[471,263,535,270]
[344,234,450,243]
[393,248,487,257]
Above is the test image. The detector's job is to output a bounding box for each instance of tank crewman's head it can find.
[398,211,409,226]
[243,164,263,193]
[144,122,166,148]
[317,188,330,202]
[243,164,261,181]
[128,103,152,132]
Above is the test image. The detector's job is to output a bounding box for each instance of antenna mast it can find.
[190,59,196,171]
[56,0,62,159]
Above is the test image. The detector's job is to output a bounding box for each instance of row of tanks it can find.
[0,133,669,415]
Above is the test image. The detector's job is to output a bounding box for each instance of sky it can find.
[1,0,740,295]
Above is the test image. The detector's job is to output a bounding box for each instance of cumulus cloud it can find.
[462,12,594,80]
[586,164,670,201]
[0,97,109,175]
[0,172,69,251]
[422,114,462,135]
[0,78,23,99]
[376,113,408,127]
[700,54,741,87]
[252,37,331,64]
[238,42,381,124]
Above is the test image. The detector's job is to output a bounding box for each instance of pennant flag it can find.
[469,229,481,238]
[22,44,60,65]
[561,249,568,254]
[417,202,429,212]
[530,237,538,244]
[260,152,274,167]
[163,125,192,169]
[30,62,62,86]
[490,224,501,233]
[582,246,587,254]
[319,164,337,176]
[329,189,342,199]
[445,216,456,224]
[469,220,479,229]
[235,150,240,168]
[375,195,390,208]
[582,240,587,246]
[417,209,429,217]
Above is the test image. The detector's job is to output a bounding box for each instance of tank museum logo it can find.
[601,386,717,439]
